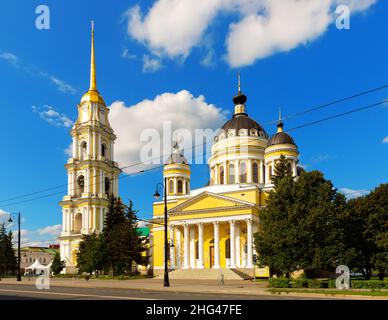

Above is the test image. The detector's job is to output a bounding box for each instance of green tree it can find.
[255,170,347,278]
[0,223,17,277]
[271,154,293,188]
[76,232,106,274]
[51,251,66,276]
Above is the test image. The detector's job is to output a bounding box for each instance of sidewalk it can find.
[0,277,386,300]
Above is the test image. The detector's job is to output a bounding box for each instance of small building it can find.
[19,247,58,271]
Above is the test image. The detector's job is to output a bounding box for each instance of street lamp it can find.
[8,212,22,282]
[153,178,170,287]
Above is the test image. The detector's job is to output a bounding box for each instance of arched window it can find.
[252,162,259,183]
[77,175,85,195]
[263,164,266,182]
[101,144,106,158]
[177,180,183,193]
[74,213,82,234]
[169,180,174,194]
[225,239,230,259]
[229,164,235,184]
[219,166,224,184]
[80,141,87,160]
[240,162,247,183]
[105,177,111,195]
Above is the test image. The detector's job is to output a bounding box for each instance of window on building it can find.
[195,241,199,260]
[169,180,174,194]
[105,177,111,195]
[78,175,85,195]
[74,213,82,234]
[240,162,247,183]
[81,141,87,160]
[252,162,259,183]
[219,166,224,184]
[229,164,235,184]
[101,144,106,158]
[225,239,230,259]
[177,180,183,193]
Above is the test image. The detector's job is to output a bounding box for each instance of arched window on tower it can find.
[252,162,259,183]
[101,143,107,158]
[169,180,174,195]
[73,213,82,234]
[177,180,183,194]
[229,164,235,184]
[80,141,87,160]
[240,162,247,183]
[219,166,224,184]
[77,175,85,196]
[105,177,111,196]
[269,165,273,181]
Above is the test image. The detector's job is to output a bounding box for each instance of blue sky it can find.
[0,0,387,246]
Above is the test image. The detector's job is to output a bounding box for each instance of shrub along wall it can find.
[268,278,388,289]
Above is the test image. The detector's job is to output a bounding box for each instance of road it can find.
[0,283,329,300]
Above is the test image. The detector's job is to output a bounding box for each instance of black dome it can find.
[267,131,296,147]
[219,113,268,138]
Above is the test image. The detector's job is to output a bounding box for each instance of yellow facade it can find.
[152,83,301,277]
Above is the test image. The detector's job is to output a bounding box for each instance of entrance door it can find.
[209,246,214,268]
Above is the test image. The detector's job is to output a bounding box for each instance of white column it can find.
[62,210,67,232]
[213,222,220,269]
[236,160,240,183]
[235,222,241,268]
[85,169,89,194]
[271,160,275,175]
[110,141,114,160]
[189,226,195,268]
[72,136,78,159]
[293,161,297,177]
[67,173,72,195]
[259,161,264,184]
[169,225,175,269]
[183,179,187,194]
[100,207,104,232]
[183,224,190,269]
[229,220,236,268]
[100,170,104,195]
[93,206,97,231]
[176,228,181,268]
[247,160,252,183]
[69,212,73,233]
[93,132,97,159]
[173,179,177,195]
[198,223,204,269]
[246,219,253,268]
[88,132,92,158]
[224,161,227,184]
[98,133,101,158]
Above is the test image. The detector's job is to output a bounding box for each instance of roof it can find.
[267,131,296,147]
[219,113,269,138]
[137,227,150,237]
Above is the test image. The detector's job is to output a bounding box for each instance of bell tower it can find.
[59,22,121,273]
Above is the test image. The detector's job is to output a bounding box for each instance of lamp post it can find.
[8,212,21,282]
[153,177,170,287]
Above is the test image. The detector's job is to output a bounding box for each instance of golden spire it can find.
[89,20,97,92]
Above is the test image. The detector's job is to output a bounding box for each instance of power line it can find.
[287,100,387,132]
[1,97,387,209]
[265,83,388,125]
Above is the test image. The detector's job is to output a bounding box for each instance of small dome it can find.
[166,142,188,165]
[81,90,105,105]
[267,121,296,147]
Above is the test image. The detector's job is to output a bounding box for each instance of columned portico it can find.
[183,224,190,269]
[213,221,220,269]
[229,220,236,268]
[198,223,204,268]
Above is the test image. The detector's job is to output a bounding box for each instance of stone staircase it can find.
[155,268,245,280]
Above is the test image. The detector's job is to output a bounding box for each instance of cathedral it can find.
[58,23,121,273]
[152,79,301,278]
[58,24,301,277]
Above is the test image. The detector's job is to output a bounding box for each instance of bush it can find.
[307,279,325,288]
[291,279,308,288]
[269,277,290,288]
[351,280,388,289]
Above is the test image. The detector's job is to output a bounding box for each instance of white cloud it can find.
[125,0,377,67]
[0,51,77,94]
[122,48,137,60]
[339,188,370,199]
[382,136,388,144]
[108,90,227,173]
[0,209,10,224]
[0,52,19,65]
[37,224,62,237]
[32,105,74,128]
[143,54,164,72]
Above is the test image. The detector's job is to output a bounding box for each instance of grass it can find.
[267,288,388,297]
